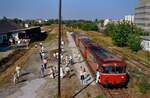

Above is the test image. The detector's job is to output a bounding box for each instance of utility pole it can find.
[58,0,62,97]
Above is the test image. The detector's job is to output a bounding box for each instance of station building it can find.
[0,21,42,47]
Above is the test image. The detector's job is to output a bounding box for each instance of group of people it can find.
[39,40,72,79]
[52,40,73,79]
[9,37,30,47]
[39,43,48,78]
[79,66,101,85]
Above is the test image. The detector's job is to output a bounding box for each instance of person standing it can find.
[96,69,100,83]
[83,68,87,84]
[80,66,84,85]
[69,55,74,65]
[41,46,45,53]
[61,40,64,46]
[15,66,21,78]
[40,64,45,78]
[40,42,43,48]
[65,55,68,65]
[53,67,57,77]
[41,52,45,60]
[53,52,56,58]
[56,52,58,59]
[49,67,54,78]
[60,67,64,78]
[13,72,17,85]
[43,58,48,69]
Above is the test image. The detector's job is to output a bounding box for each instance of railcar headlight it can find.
[121,76,124,79]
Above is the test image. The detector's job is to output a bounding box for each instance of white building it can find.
[141,36,150,52]
[104,19,110,26]
[25,24,29,28]
[135,0,150,33]
[124,15,134,23]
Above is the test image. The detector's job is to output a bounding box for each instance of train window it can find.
[115,66,124,73]
[103,66,125,74]
[103,66,115,73]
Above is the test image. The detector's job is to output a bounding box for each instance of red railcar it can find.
[73,33,129,87]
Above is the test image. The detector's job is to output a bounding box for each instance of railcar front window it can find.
[103,66,125,74]
[115,66,124,73]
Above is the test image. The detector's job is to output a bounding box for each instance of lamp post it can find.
[58,0,62,97]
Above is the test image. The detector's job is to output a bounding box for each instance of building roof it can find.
[0,21,23,33]
[0,21,40,35]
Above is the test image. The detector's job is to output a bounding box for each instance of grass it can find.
[42,33,57,43]
[138,77,150,94]
[96,95,104,98]
[0,49,28,72]
[0,48,34,85]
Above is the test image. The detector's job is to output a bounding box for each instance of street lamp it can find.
[58,0,62,97]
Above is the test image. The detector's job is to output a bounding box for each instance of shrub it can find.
[127,34,141,52]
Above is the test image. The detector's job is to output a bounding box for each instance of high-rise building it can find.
[135,0,150,33]
[124,15,134,23]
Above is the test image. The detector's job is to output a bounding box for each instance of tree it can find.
[104,23,116,36]
[127,34,141,52]
[113,22,132,47]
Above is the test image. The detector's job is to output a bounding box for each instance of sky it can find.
[0,0,138,20]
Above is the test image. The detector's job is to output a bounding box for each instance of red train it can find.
[73,33,129,87]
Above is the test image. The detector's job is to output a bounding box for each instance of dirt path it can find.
[0,39,58,98]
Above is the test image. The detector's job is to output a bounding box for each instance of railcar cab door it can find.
[87,50,98,72]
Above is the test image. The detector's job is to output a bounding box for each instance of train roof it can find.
[88,44,124,65]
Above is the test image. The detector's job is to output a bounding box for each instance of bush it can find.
[111,22,132,47]
[80,23,98,31]
[127,34,141,52]
[104,23,117,36]
[65,20,98,31]
[104,21,142,51]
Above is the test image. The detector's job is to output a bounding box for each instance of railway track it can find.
[99,85,130,98]
[108,48,150,76]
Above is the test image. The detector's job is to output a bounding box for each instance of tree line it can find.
[104,21,142,52]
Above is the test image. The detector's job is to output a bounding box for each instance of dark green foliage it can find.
[127,34,141,52]
[64,20,98,31]
[104,21,142,51]
[96,95,103,98]
[104,23,116,36]
[112,22,132,47]
[80,22,98,31]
